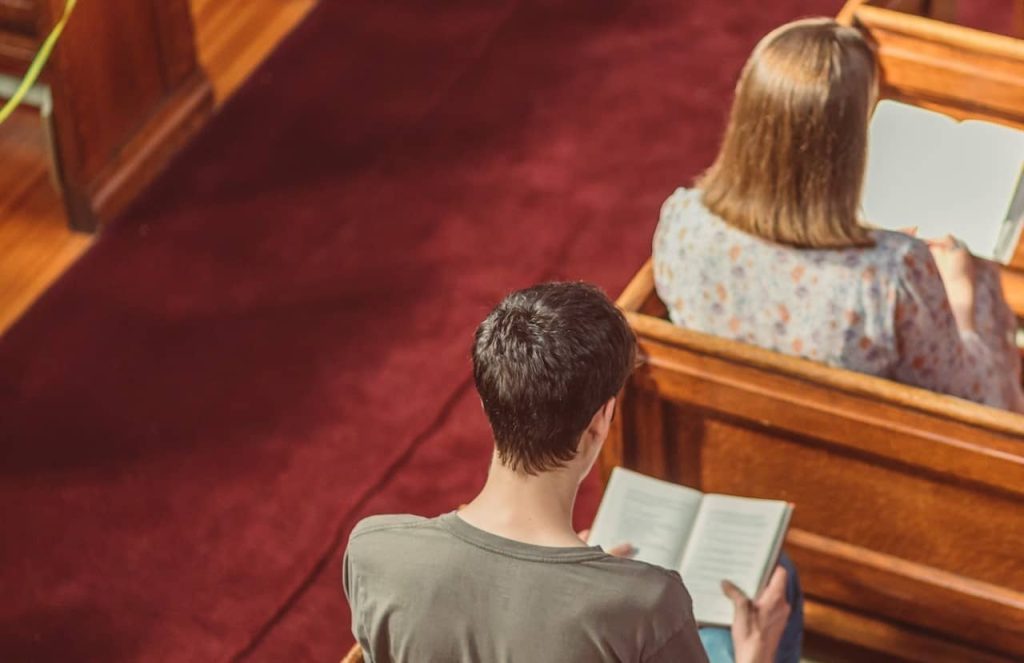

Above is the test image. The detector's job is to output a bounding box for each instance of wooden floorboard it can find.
[0,0,317,335]
[0,110,86,332]
[195,0,316,102]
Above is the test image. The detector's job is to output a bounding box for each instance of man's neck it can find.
[457,453,585,549]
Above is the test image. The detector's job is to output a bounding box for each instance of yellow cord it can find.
[0,0,78,125]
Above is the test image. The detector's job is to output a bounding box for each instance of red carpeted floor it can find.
[0,1,838,660]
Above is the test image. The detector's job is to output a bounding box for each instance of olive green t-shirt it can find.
[343,512,708,662]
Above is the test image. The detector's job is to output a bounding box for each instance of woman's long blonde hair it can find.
[698,18,877,249]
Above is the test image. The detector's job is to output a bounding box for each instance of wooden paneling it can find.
[0,0,37,37]
[0,1,216,231]
[693,420,1023,590]
[42,1,174,181]
[789,530,1024,658]
[804,601,1011,663]
[0,28,34,71]
[0,0,317,334]
[608,260,1024,661]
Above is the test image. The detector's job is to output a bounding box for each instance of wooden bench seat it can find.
[603,260,1024,662]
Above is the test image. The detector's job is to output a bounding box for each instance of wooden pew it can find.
[603,6,1024,659]
[603,260,1024,662]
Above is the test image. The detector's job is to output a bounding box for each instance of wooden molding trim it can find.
[855,4,1024,61]
[624,326,1024,442]
[636,349,1024,495]
[792,528,1024,659]
[848,2,1024,135]
[616,257,655,312]
[617,262,1024,439]
[804,601,1015,663]
[619,265,1024,437]
[0,29,36,70]
[837,0,870,26]
[86,71,213,228]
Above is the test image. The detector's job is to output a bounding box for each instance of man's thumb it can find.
[721,580,750,613]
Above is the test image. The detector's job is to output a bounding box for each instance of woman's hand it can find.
[927,235,977,332]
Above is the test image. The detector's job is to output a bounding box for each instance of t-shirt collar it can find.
[437,511,609,563]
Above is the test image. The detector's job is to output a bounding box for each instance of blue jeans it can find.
[698,553,804,663]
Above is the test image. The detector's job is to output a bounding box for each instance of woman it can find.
[652,18,1024,412]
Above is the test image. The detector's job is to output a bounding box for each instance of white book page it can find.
[862,100,1024,260]
[678,495,789,626]
[995,172,1024,261]
[962,120,1024,261]
[588,468,703,570]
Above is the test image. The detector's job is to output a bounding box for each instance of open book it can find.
[588,467,792,627]
[862,100,1024,262]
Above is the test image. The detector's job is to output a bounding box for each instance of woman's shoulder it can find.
[660,186,702,215]
[871,228,920,249]
[867,229,933,266]
[658,187,728,236]
[655,187,709,251]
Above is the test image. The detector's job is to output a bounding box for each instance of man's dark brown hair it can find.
[472,282,637,474]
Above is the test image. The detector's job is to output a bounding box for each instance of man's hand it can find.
[722,565,791,663]
[577,529,635,558]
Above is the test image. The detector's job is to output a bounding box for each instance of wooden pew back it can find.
[604,260,1024,662]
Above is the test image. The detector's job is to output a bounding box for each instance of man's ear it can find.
[587,397,617,441]
[579,397,618,455]
[599,396,616,431]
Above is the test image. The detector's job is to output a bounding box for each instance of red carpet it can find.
[0,1,838,660]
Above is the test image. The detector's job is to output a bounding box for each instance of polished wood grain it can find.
[0,108,87,333]
[340,644,364,663]
[804,602,1009,663]
[0,0,317,334]
[0,0,214,231]
[603,261,1024,661]
[192,0,316,102]
[854,3,1024,131]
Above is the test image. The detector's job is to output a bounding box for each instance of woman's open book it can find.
[863,100,1024,262]
[588,467,793,627]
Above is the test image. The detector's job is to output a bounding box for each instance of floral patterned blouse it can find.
[653,187,1022,411]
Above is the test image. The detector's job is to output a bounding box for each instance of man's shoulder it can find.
[592,557,693,612]
[576,559,697,649]
[351,513,428,537]
[345,514,442,578]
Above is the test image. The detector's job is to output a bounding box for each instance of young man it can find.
[344,282,803,662]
